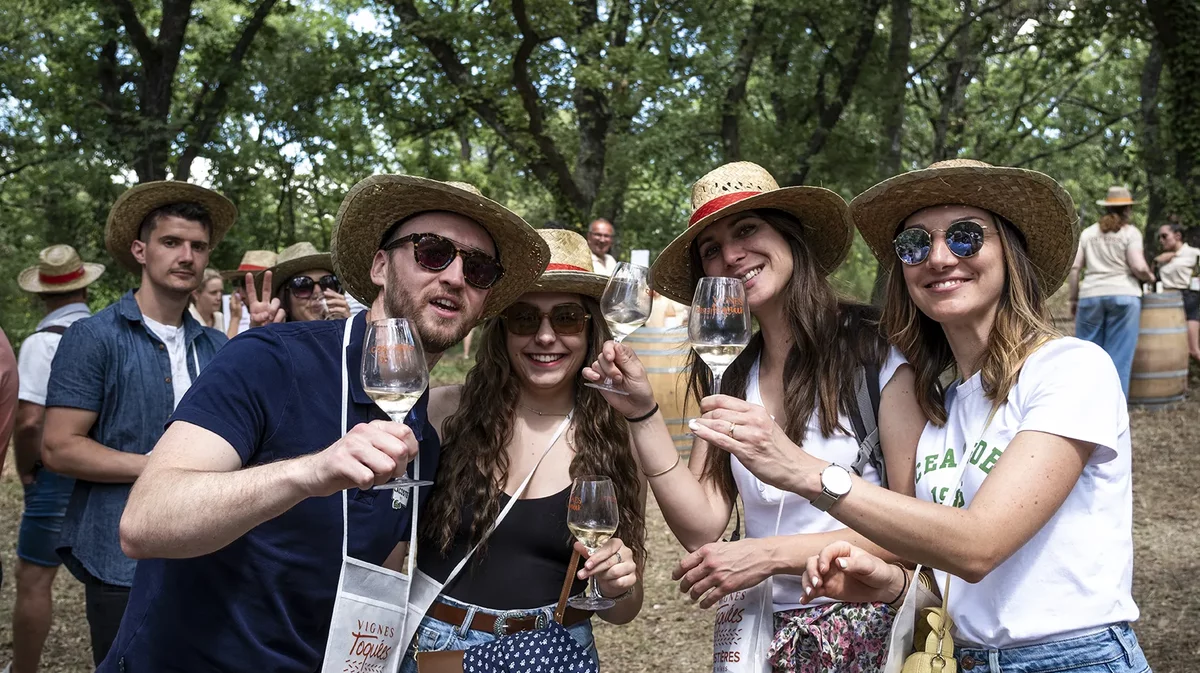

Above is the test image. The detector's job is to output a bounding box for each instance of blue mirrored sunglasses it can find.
[893,221,988,265]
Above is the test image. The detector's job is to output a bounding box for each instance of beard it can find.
[383,277,475,354]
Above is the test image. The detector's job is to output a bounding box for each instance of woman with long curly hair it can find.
[399,230,645,672]
[716,160,1149,672]
[584,162,926,672]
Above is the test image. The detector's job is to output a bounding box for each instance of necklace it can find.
[519,402,570,417]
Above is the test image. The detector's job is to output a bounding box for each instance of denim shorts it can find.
[17,466,75,567]
[398,594,599,673]
[955,623,1150,673]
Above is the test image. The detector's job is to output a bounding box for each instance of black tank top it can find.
[418,485,588,610]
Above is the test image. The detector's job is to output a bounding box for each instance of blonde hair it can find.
[1098,205,1131,234]
[882,214,1061,424]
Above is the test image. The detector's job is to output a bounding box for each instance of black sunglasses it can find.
[383,232,505,290]
[286,274,341,299]
[894,221,989,266]
[501,302,590,336]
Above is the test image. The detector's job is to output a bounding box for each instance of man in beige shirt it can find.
[588,218,617,275]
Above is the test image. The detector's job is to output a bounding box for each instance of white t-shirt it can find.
[141,315,196,410]
[17,303,92,405]
[915,337,1138,648]
[592,253,617,276]
[732,346,908,611]
[1078,223,1144,298]
[1159,243,1200,291]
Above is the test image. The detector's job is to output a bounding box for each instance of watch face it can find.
[822,465,853,496]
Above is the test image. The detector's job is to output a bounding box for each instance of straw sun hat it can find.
[330,175,550,319]
[1096,186,1136,208]
[105,181,237,273]
[850,159,1079,294]
[650,161,853,305]
[267,242,333,294]
[221,250,278,281]
[529,229,609,299]
[18,244,105,294]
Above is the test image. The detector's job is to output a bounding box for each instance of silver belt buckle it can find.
[493,610,548,637]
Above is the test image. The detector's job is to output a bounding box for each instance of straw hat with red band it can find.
[18,244,106,294]
[529,230,609,299]
[331,174,550,320]
[105,181,237,274]
[650,161,854,305]
[1096,186,1136,208]
[850,159,1079,294]
[220,250,278,281]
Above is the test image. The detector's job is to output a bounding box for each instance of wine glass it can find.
[566,476,620,610]
[584,262,653,395]
[689,277,752,394]
[360,318,434,489]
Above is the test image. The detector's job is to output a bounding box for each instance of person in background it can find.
[264,242,350,322]
[1068,186,1155,396]
[41,182,235,666]
[1154,222,1200,364]
[8,244,104,673]
[189,268,225,331]
[588,218,617,275]
[0,328,17,483]
[222,250,276,338]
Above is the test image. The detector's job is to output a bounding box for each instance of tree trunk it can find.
[1145,0,1200,224]
[1139,37,1166,257]
[932,18,973,162]
[720,1,769,162]
[878,0,911,179]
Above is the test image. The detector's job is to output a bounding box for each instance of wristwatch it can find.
[810,464,852,512]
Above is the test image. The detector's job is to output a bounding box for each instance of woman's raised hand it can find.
[582,341,657,418]
[800,541,906,605]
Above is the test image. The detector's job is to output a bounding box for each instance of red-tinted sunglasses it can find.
[383,232,504,290]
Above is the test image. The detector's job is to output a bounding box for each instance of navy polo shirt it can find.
[99,311,440,673]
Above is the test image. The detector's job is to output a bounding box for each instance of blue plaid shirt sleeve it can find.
[45,320,107,412]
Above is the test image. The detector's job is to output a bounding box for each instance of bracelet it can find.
[887,562,910,607]
[642,454,680,479]
[625,403,659,424]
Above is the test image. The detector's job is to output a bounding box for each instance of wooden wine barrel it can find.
[1129,291,1189,408]
[624,327,694,457]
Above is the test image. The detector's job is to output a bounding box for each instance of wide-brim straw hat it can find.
[105,181,237,273]
[1096,185,1136,208]
[221,250,278,281]
[529,230,609,299]
[850,159,1079,294]
[18,244,105,294]
[650,161,853,305]
[268,242,333,294]
[331,175,550,319]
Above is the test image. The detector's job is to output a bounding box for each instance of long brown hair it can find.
[1098,205,1131,233]
[690,210,889,500]
[882,213,1060,424]
[422,295,646,562]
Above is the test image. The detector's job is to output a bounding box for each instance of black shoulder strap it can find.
[848,361,886,488]
[35,325,68,336]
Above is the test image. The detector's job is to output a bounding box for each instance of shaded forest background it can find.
[2,0,1199,342]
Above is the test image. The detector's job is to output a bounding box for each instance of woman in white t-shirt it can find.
[585,162,926,672]
[1154,222,1200,364]
[704,160,1150,672]
[1068,186,1155,396]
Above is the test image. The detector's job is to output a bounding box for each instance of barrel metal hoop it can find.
[1138,327,1187,335]
[1130,395,1187,406]
[1131,370,1189,379]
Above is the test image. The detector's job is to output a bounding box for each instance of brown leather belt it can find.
[428,601,593,637]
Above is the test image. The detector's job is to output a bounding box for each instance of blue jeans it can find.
[1076,295,1141,397]
[18,466,75,567]
[399,595,599,673]
[956,623,1150,673]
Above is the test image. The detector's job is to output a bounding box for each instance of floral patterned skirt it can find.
[768,602,894,673]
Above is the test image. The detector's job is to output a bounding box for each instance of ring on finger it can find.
[728,421,737,438]
[615,550,623,564]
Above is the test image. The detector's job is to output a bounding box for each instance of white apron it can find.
[712,498,786,673]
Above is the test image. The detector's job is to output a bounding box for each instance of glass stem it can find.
[713,373,723,395]
[589,574,600,599]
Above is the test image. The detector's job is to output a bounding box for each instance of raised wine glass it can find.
[584,262,652,395]
[361,318,433,489]
[688,277,752,394]
[566,476,620,610]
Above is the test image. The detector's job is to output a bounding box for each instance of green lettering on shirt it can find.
[969,440,988,465]
[979,447,1003,474]
[951,489,965,508]
[939,447,958,470]
[923,454,938,477]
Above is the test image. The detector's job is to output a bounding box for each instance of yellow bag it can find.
[900,574,955,673]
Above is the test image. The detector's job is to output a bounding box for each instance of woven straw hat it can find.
[267,242,333,294]
[1096,186,1136,207]
[529,230,609,298]
[850,159,1079,294]
[105,181,237,273]
[330,174,550,319]
[18,244,105,294]
[221,250,278,281]
[650,161,853,304]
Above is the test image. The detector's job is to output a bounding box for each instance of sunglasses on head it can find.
[894,220,989,266]
[382,232,505,290]
[286,274,341,299]
[501,302,590,336]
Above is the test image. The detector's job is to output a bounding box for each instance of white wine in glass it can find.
[361,318,433,489]
[689,277,752,394]
[566,476,620,611]
[585,263,652,395]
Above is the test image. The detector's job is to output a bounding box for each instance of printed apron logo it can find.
[338,617,400,673]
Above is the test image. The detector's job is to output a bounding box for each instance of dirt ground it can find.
[1,391,1197,672]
